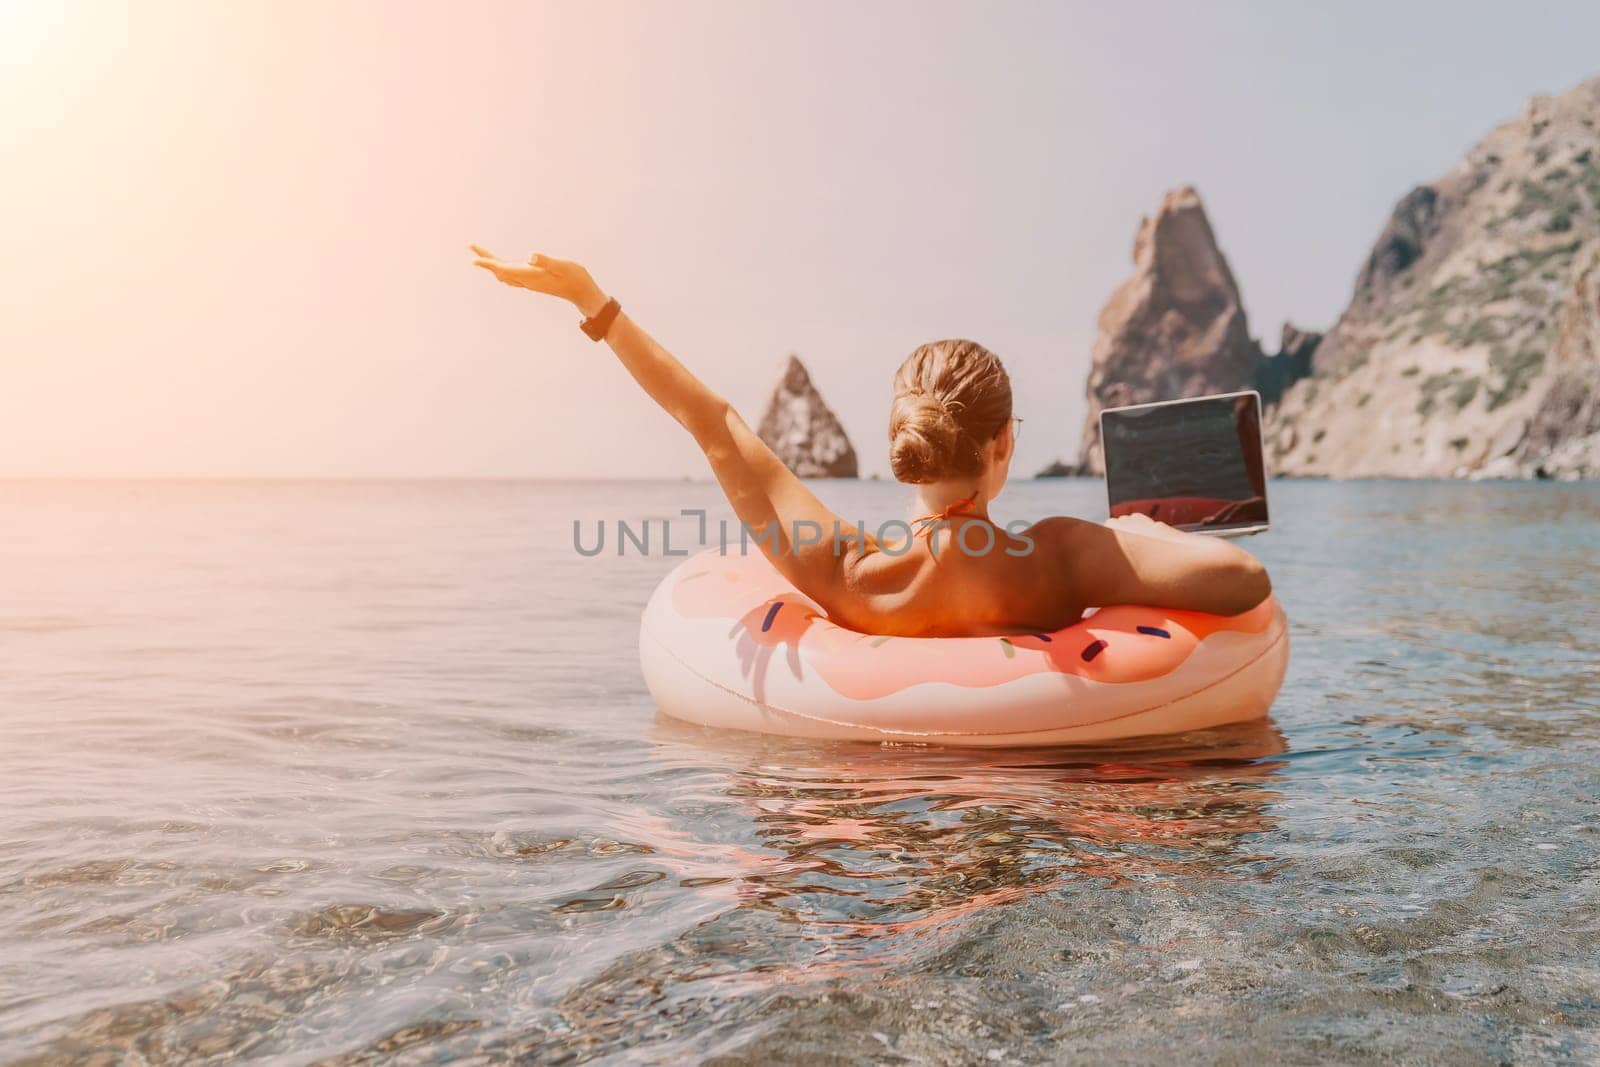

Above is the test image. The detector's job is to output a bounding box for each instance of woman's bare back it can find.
[829,514,1268,638]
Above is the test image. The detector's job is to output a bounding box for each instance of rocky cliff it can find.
[757,355,859,478]
[1074,186,1280,474]
[1269,76,1600,478]
[1503,249,1600,477]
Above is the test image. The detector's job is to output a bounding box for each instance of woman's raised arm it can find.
[471,247,870,608]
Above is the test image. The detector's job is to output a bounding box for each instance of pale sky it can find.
[3,1,1598,478]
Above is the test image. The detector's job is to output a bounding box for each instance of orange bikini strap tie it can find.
[913,492,979,534]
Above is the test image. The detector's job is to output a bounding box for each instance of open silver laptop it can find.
[1099,390,1269,538]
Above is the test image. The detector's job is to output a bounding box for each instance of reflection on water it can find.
[1,479,1598,1063]
[680,723,1278,943]
[543,721,1289,1054]
[647,720,1287,932]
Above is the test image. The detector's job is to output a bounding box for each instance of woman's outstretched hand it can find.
[470,245,608,317]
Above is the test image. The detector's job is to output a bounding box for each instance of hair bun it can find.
[889,393,964,484]
[887,339,1012,484]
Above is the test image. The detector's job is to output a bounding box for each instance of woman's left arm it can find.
[471,247,878,609]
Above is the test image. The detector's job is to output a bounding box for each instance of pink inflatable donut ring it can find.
[640,548,1289,747]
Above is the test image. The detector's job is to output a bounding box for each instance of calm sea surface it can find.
[2,479,1598,1065]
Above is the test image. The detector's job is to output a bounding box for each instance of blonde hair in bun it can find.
[888,340,1013,484]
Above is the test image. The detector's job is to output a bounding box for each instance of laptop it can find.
[1098,390,1269,538]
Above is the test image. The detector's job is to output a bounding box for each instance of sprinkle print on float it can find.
[643,548,1290,746]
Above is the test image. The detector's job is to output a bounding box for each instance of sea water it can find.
[1,479,1597,1063]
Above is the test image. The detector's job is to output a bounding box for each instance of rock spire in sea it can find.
[756,354,859,478]
[1074,185,1271,475]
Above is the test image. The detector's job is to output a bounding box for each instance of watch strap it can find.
[580,297,621,341]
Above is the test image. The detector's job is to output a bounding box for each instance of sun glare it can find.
[0,0,79,82]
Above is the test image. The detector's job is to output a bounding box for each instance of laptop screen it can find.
[1100,392,1269,533]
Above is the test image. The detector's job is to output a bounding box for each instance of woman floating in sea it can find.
[471,247,1270,638]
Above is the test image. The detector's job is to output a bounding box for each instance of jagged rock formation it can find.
[757,355,859,478]
[1075,187,1279,474]
[1270,75,1600,477]
[1254,323,1322,406]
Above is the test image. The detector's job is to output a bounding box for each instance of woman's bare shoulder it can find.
[1019,514,1098,551]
